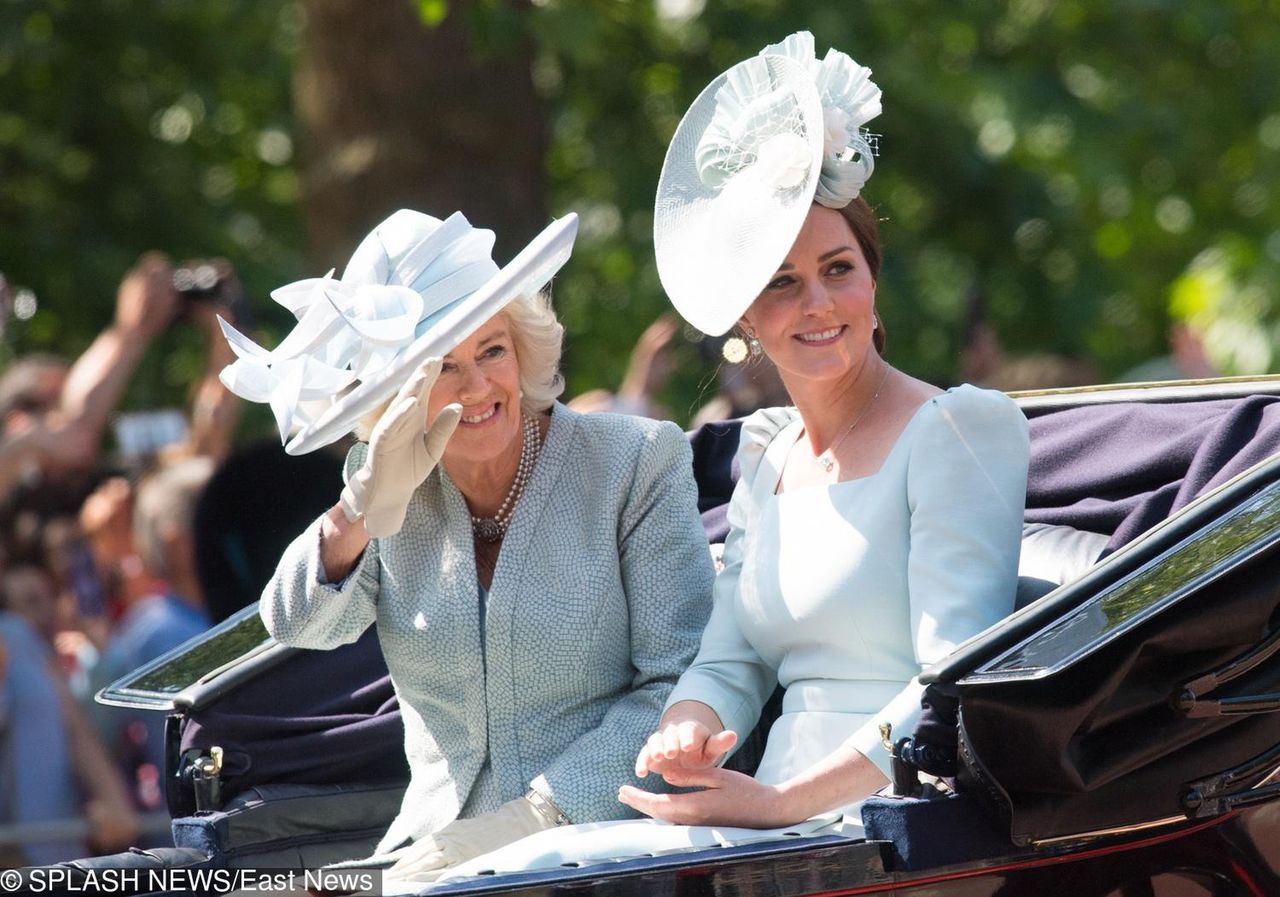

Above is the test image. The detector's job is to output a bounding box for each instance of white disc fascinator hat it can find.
[218,208,578,455]
[654,31,882,336]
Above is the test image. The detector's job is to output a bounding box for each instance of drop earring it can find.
[747,328,762,358]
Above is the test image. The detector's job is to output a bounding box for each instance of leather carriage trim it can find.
[1175,623,1280,717]
[1013,375,1280,416]
[1026,814,1193,849]
[1181,740,1280,818]
[932,452,1280,688]
[961,479,1280,685]
[955,710,1014,836]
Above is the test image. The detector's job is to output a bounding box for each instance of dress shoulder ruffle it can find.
[736,405,801,486]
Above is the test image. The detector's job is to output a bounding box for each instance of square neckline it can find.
[767,390,947,498]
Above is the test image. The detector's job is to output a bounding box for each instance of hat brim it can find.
[285,212,578,456]
[654,54,823,336]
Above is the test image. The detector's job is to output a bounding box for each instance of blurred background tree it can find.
[2,0,1278,431]
[0,0,303,415]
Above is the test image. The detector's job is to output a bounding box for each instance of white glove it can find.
[387,794,563,882]
[338,358,460,538]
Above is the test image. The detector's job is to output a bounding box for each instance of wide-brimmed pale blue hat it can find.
[219,209,578,454]
[654,32,881,336]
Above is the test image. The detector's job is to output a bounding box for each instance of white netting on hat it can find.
[655,54,823,336]
[761,32,882,209]
[695,59,816,193]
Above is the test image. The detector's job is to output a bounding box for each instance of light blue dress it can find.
[668,385,1030,794]
[431,386,1031,880]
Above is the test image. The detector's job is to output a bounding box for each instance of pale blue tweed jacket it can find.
[261,403,714,854]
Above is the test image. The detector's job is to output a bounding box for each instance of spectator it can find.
[0,254,181,504]
[193,440,345,624]
[0,543,100,703]
[89,459,214,815]
[568,314,679,419]
[0,612,138,865]
[960,321,1099,392]
[1118,322,1220,383]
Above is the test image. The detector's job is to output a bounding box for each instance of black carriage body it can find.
[83,378,1280,897]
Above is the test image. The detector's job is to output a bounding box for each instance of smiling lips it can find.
[461,404,499,425]
[795,325,847,345]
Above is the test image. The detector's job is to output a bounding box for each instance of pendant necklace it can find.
[813,365,890,473]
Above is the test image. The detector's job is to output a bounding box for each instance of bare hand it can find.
[618,766,796,828]
[621,314,679,397]
[84,797,140,852]
[30,414,98,471]
[115,252,180,341]
[634,719,737,777]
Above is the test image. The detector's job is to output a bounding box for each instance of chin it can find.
[447,420,520,464]
[777,353,858,384]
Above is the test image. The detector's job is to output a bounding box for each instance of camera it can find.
[172,261,228,302]
[171,258,252,327]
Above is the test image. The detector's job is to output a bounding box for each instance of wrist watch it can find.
[525,788,571,827]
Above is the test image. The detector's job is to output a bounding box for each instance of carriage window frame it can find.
[95,602,276,710]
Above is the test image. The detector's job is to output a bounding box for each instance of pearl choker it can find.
[471,413,541,543]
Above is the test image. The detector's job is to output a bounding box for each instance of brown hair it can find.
[834,197,885,355]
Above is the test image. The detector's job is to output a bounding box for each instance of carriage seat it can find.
[1015,522,1108,609]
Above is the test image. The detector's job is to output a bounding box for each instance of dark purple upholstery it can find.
[179,629,405,799]
[1023,395,1280,550]
[693,395,1280,550]
[688,420,741,545]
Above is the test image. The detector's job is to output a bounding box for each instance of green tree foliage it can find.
[3,1,1279,434]
[519,0,1280,405]
[0,0,301,410]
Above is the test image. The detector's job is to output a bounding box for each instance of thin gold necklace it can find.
[813,365,890,473]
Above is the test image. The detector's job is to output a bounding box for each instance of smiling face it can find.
[427,313,524,467]
[740,204,878,387]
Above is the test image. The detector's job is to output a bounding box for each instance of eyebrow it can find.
[443,330,509,361]
[775,245,856,272]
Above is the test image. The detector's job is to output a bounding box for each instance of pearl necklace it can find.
[471,413,541,543]
[813,365,889,473]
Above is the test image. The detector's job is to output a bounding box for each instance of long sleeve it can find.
[844,387,1029,776]
[664,409,795,744]
[532,423,715,821]
[259,442,382,650]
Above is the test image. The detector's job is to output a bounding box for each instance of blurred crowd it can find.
[0,253,1218,868]
[0,254,247,865]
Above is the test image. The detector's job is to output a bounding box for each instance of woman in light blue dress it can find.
[619,31,1030,830]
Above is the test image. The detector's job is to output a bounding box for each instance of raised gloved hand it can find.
[387,794,565,882]
[339,358,460,538]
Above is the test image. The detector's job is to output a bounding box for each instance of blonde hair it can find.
[354,291,565,441]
